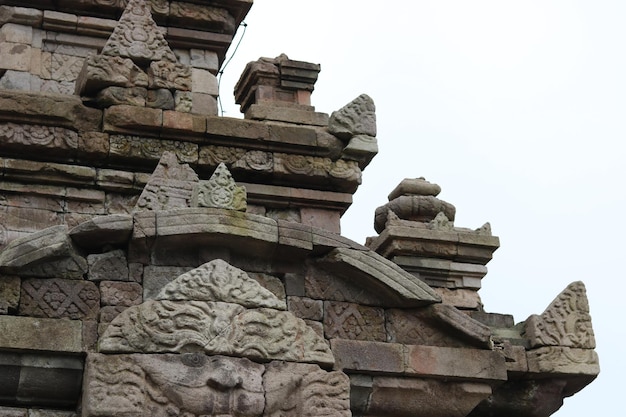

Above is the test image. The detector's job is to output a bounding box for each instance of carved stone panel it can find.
[100,260,334,365]
[328,94,376,140]
[134,151,199,211]
[19,278,99,319]
[0,123,78,151]
[324,301,386,342]
[101,0,177,65]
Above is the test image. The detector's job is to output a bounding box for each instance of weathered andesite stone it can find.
[0,0,598,416]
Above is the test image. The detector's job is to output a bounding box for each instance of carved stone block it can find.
[148,61,192,91]
[100,281,142,307]
[87,249,129,281]
[526,346,600,376]
[0,315,82,352]
[75,54,148,95]
[192,163,247,211]
[324,301,385,341]
[0,123,79,151]
[100,260,333,366]
[146,88,174,109]
[94,86,147,107]
[264,361,351,417]
[288,296,323,321]
[20,278,100,319]
[328,94,376,140]
[101,0,177,65]
[134,151,199,211]
[109,135,198,163]
[524,281,596,349]
[83,353,264,417]
[0,275,20,314]
[49,53,84,82]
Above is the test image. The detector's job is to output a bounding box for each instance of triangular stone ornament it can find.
[102,0,177,66]
[192,163,247,211]
[328,94,377,140]
[134,151,199,211]
[524,281,596,349]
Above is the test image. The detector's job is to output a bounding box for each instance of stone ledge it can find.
[331,339,507,383]
[0,90,102,132]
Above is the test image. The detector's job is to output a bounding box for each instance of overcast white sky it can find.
[219,1,625,415]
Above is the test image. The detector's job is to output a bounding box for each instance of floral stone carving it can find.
[523,281,596,349]
[157,259,284,309]
[192,163,247,211]
[100,259,334,366]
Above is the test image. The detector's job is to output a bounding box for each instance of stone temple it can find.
[0,1,599,416]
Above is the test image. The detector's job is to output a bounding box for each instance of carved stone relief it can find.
[83,354,349,417]
[524,281,596,349]
[101,0,177,65]
[134,151,199,211]
[100,259,334,366]
[328,94,377,140]
[192,163,247,211]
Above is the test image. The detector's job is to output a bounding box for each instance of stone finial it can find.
[134,151,199,211]
[524,281,596,349]
[374,178,456,234]
[192,163,247,211]
[234,54,321,113]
